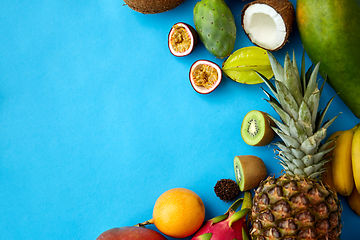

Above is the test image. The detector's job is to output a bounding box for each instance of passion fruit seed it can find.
[171,25,191,53]
[192,64,218,89]
[189,60,222,94]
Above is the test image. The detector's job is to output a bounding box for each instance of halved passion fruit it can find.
[168,22,198,57]
[189,60,222,94]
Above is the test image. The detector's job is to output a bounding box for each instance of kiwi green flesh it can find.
[241,110,275,146]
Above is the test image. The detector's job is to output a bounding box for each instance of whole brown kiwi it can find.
[123,0,186,14]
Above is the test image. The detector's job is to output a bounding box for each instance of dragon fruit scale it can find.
[191,191,252,240]
[193,0,236,58]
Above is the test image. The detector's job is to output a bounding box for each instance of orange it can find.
[152,188,205,238]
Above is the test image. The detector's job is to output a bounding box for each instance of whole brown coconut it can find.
[123,0,186,14]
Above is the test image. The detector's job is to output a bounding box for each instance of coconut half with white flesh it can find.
[241,0,295,51]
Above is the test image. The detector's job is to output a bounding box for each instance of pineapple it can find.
[250,51,342,240]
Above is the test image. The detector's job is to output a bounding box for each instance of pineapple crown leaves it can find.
[255,50,340,179]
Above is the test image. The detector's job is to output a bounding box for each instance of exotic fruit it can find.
[251,51,342,239]
[96,226,168,240]
[189,60,222,94]
[297,0,360,118]
[222,47,274,84]
[123,0,185,14]
[193,0,236,58]
[168,22,198,57]
[241,0,295,51]
[192,191,252,240]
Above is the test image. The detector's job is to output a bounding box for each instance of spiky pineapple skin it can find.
[250,174,342,240]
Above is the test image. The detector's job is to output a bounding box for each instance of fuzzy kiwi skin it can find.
[241,110,276,146]
[123,0,186,14]
[234,155,267,191]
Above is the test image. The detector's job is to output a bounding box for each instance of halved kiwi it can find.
[241,110,276,146]
[234,155,267,191]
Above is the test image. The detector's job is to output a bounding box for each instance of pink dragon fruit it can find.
[191,191,252,240]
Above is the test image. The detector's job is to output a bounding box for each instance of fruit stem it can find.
[135,218,154,228]
[228,197,244,213]
[241,191,252,210]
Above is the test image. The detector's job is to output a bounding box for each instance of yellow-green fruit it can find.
[352,125,360,193]
[332,130,354,196]
[348,188,360,216]
[296,0,360,118]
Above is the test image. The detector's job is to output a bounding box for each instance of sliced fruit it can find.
[96,226,167,240]
[241,110,276,146]
[234,155,267,191]
[189,60,222,94]
[168,22,198,57]
[222,46,274,84]
[241,0,295,51]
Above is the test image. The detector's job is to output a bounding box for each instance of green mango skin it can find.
[193,0,236,58]
[296,0,360,118]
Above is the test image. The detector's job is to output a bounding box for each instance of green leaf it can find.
[197,233,212,240]
[289,118,307,143]
[228,208,249,228]
[304,62,320,102]
[275,80,299,119]
[242,227,250,240]
[298,101,313,137]
[211,214,228,224]
[268,51,284,82]
[292,50,301,93]
[306,87,320,128]
[284,52,303,106]
[273,128,301,148]
[256,71,277,98]
[316,95,336,131]
[300,49,306,94]
[268,115,290,135]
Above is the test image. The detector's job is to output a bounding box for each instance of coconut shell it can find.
[241,0,295,51]
[124,0,186,14]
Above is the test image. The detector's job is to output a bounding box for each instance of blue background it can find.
[0,0,359,239]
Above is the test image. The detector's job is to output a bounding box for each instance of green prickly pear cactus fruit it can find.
[193,0,236,58]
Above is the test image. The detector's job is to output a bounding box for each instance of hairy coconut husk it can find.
[124,0,186,14]
[241,0,295,51]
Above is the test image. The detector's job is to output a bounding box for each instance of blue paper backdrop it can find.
[0,0,359,239]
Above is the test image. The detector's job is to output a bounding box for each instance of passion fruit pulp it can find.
[168,22,198,57]
[189,60,222,94]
